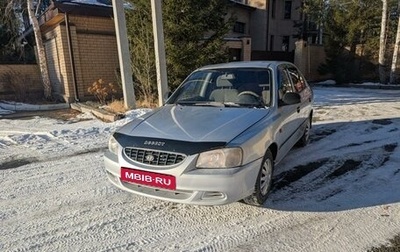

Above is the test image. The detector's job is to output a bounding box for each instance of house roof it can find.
[52,0,253,17]
[229,0,256,11]
[58,0,112,7]
[54,0,113,17]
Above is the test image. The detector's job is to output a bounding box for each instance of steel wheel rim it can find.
[260,158,272,195]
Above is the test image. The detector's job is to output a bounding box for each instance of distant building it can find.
[229,0,304,62]
[225,1,255,61]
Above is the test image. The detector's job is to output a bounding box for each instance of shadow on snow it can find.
[264,117,400,212]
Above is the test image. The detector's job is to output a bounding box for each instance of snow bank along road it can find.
[0,87,400,252]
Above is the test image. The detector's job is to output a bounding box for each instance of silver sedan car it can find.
[104,61,313,206]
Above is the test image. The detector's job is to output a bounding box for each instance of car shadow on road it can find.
[264,117,400,212]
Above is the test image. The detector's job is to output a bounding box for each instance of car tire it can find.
[297,116,311,147]
[243,149,274,206]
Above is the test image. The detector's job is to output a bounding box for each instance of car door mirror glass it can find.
[282,92,301,105]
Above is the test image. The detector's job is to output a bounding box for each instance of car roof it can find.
[196,61,293,71]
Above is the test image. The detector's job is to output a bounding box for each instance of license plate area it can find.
[121,167,176,190]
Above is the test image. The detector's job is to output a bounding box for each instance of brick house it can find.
[37,0,255,102]
[39,1,120,102]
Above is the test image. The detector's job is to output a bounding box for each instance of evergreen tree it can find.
[296,0,327,44]
[316,0,383,83]
[126,0,234,100]
[163,0,234,88]
[0,0,22,63]
[126,0,157,104]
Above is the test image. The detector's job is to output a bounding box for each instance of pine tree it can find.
[126,0,157,104]
[315,0,382,83]
[126,0,235,98]
[163,0,234,88]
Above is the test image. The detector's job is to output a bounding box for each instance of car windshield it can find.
[167,68,272,108]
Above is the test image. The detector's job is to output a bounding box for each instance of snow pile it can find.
[0,87,399,251]
[315,79,336,85]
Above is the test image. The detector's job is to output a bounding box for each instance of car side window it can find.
[287,66,306,93]
[277,66,293,101]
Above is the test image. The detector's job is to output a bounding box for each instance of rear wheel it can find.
[243,149,274,206]
[297,117,311,147]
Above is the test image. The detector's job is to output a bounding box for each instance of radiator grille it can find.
[124,147,186,166]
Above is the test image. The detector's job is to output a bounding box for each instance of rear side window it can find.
[287,66,307,93]
[277,65,293,100]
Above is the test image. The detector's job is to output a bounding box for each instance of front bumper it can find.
[104,150,262,205]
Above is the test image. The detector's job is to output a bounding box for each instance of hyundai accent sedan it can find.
[104,61,313,206]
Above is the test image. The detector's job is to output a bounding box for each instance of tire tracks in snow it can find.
[0,124,111,170]
[0,154,308,252]
[270,142,398,206]
[0,147,106,170]
[268,118,400,211]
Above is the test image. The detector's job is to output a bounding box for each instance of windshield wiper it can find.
[193,101,227,107]
[175,101,197,106]
[176,101,236,107]
[237,103,268,108]
[222,102,241,107]
[176,101,264,108]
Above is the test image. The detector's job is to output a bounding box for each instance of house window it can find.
[232,0,247,4]
[271,0,276,18]
[231,0,248,4]
[233,22,246,34]
[284,1,292,19]
[282,36,289,51]
[229,48,242,61]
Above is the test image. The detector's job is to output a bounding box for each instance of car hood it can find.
[118,105,269,143]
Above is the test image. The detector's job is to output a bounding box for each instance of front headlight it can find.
[196,148,243,168]
[108,136,119,155]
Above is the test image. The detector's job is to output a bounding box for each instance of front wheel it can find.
[243,149,274,206]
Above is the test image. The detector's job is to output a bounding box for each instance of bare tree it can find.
[5,0,52,99]
[379,0,388,84]
[26,0,52,99]
[390,0,400,84]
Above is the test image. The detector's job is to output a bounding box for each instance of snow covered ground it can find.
[0,86,399,251]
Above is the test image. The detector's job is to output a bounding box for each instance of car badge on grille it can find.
[145,154,155,162]
[144,140,165,146]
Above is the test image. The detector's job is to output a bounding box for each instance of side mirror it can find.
[164,91,172,99]
[282,92,301,105]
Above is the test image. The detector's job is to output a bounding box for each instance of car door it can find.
[286,64,313,130]
[274,64,303,163]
